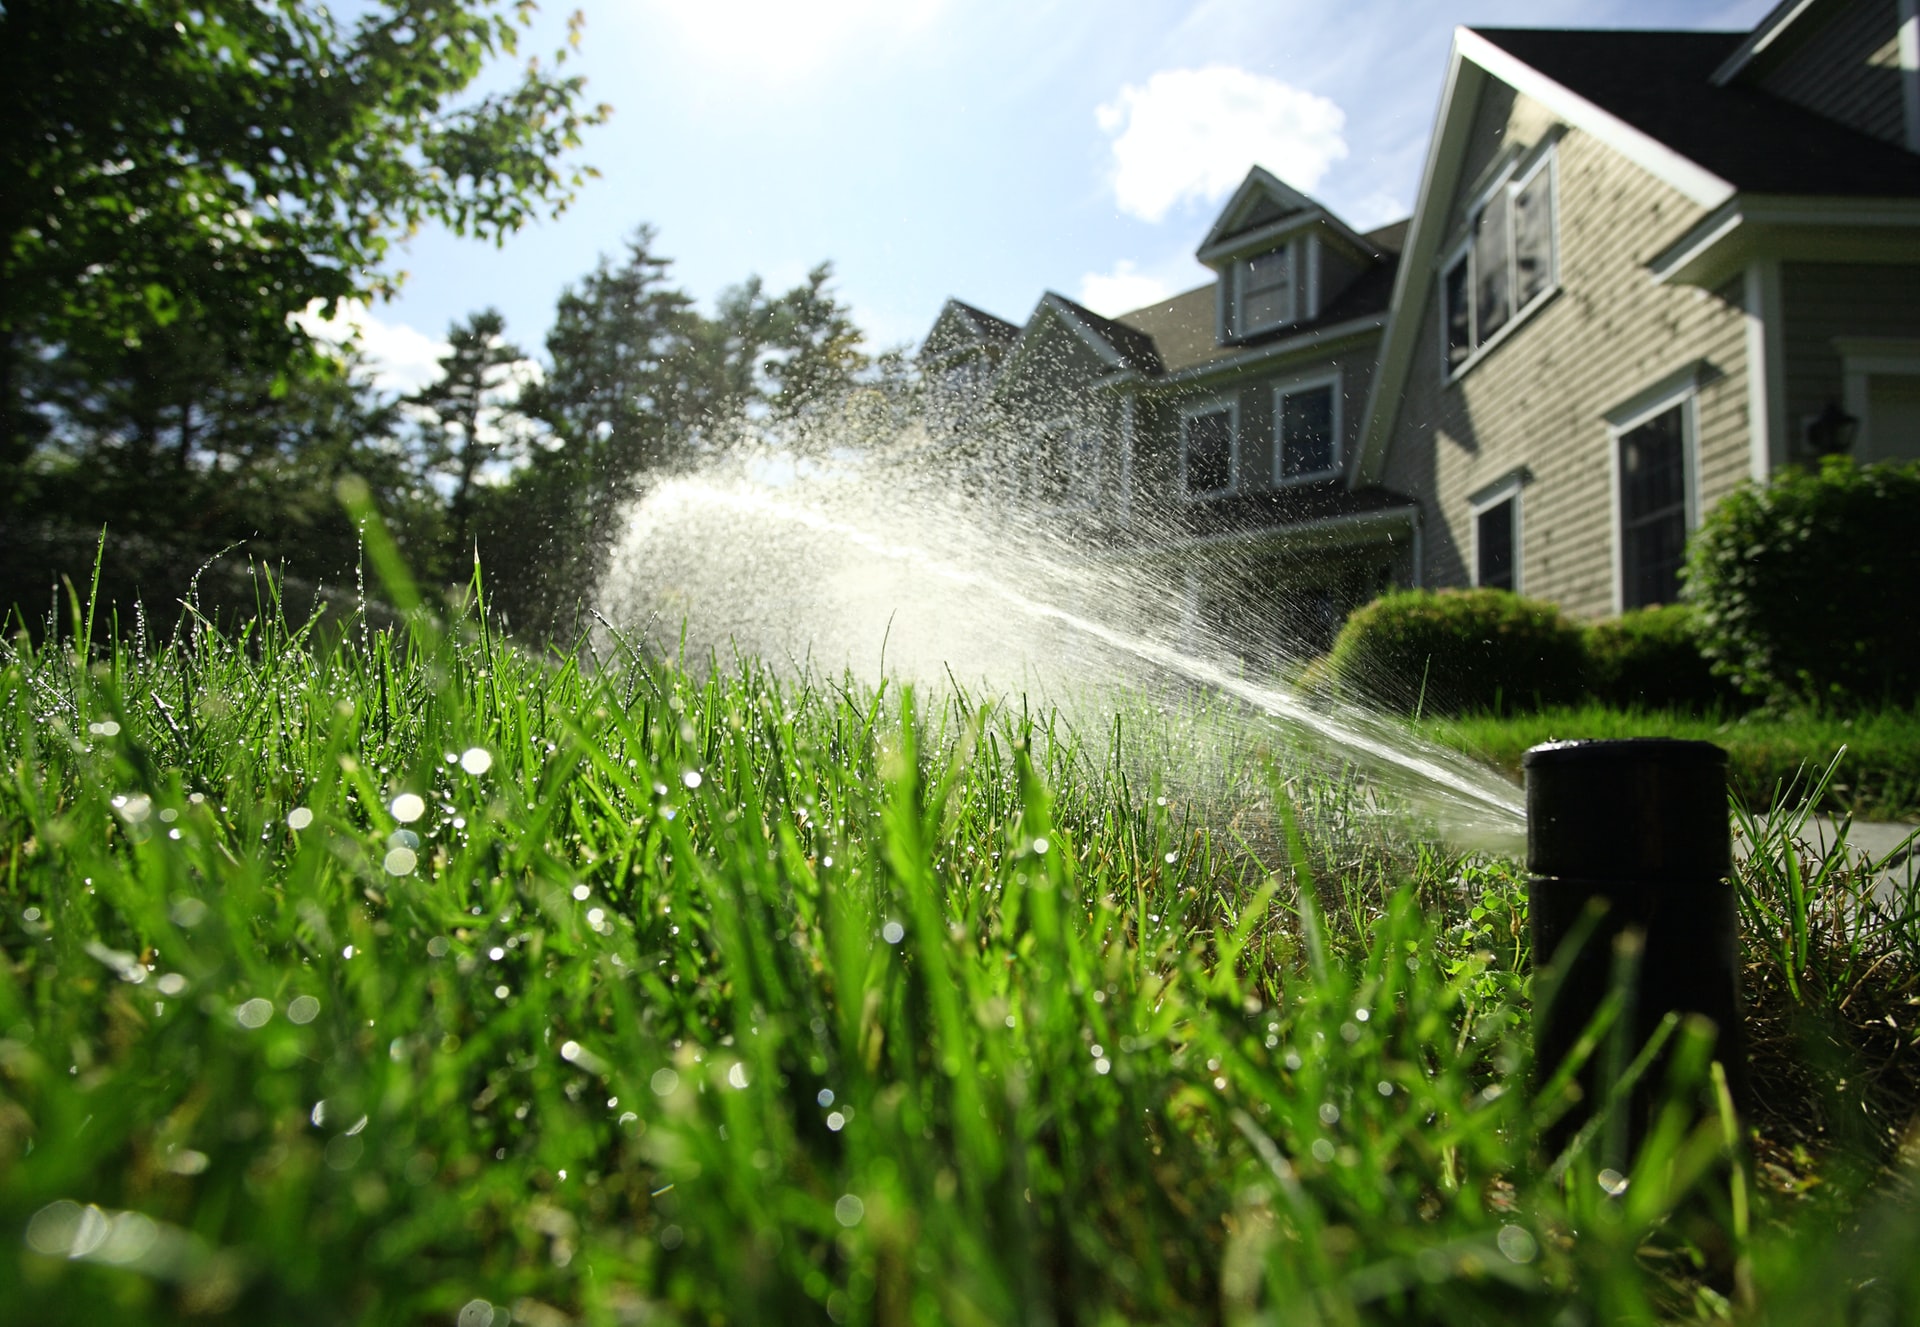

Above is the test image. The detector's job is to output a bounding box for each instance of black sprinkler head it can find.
[1524,738,1745,1162]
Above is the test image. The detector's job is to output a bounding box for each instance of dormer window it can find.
[1231,247,1295,338]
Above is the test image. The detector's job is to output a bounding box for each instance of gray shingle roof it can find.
[1470,27,1920,198]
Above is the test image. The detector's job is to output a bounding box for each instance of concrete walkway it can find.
[1739,815,1919,913]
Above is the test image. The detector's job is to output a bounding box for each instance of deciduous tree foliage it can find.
[0,0,608,464]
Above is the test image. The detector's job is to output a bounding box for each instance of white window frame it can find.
[1468,473,1526,594]
[1440,141,1561,383]
[1228,239,1300,340]
[1270,369,1343,486]
[1179,397,1240,500]
[1033,414,1098,513]
[1605,367,1701,615]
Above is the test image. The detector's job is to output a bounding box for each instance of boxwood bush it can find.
[1585,603,1745,712]
[1687,457,1920,709]
[1322,587,1588,717]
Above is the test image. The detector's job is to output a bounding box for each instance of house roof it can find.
[1470,27,1920,200]
[946,299,1022,343]
[1043,292,1165,375]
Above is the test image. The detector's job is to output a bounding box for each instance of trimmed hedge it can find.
[1687,457,1920,710]
[1322,588,1588,717]
[1585,603,1744,712]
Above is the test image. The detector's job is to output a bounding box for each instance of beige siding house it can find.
[925,0,1920,653]
[1357,2,1920,617]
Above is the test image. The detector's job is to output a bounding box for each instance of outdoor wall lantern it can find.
[1524,739,1745,1163]
[1804,399,1859,456]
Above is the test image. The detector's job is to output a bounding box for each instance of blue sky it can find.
[340,0,1776,391]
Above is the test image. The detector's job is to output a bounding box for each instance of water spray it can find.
[1524,738,1746,1157]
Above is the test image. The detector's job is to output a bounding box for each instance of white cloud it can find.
[1077,260,1177,318]
[293,299,451,397]
[1096,66,1348,224]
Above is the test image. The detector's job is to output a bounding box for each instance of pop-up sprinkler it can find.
[1524,739,1746,1157]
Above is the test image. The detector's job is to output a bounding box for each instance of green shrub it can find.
[1585,603,1745,712]
[1687,457,1920,709]
[1323,587,1588,717]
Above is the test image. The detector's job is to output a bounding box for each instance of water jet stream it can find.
[603,471,1526,850]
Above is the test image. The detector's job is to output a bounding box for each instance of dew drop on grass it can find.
[1497,1224,1538,1263]
[235,998,273,1029]
[457,1297,496,1327]
[460,747,493,775]
[155,973,187,996]
[287,995,320,1024]
[427,936,450,957]
[390,793,425,823]
[650,1068,680,1096]
[384,846,418,876]
[681,769,702,789]
[834,1194,864,1227]
[817,1088,834,1107]
[881,921,904,945]
[572,885,590,901]
[286,807,314,831]
[825,1111,846,1132]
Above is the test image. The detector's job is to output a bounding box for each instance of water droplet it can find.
[235,998,273,1029]
[1598,1168,1629,1197]
[1497,1224,1538,1263]
[89,720,121,737]
[727,1062,749,1090]
[287,995,320,1025]
[488,947,505,962]
[817,1088,835,1107]
[826,1111,846,1132]
[572,884,590,901]
[834,1194,864,1227]
[427,936,450,957]
[287,807,314,831]
[390,793,425,823]
[650,1068,680,1096]
[1094,1058,1111,1074]
[155,973,188,996]
[681,770,702,789]
[460,747,493,775]
[383,846,418,876]
[1032,836,1049,855]
[881,921,904,945]
[1318,1102,1341,1126]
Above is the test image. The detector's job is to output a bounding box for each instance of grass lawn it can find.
[1420,705,1920,822]
[3,589,1919,1323]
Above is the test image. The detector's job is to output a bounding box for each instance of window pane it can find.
[1513,164,1554,308]
[1236,249,1291,334]
[1280,385,1335,478]
[1184,409,1232,494]
[1476,497,1515,590]
[1444,258,1472,370]
[1619,405,1687,608]
[1474,187,1511,342]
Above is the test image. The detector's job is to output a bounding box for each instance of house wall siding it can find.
[1379,83,1751,620]
[1754,0,1907,149]
[1130,336,1381,500]
[1779,261,1920,448]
